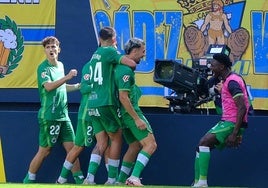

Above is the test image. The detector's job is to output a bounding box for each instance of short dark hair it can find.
[99,26,116,41]
[42,36,60,47]
[124,38,145,54]
[213,53,232,67]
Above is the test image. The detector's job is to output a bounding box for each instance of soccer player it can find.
[208,76,254,115]
[23,36,83,184]
[56,58,96,184]
[83,26,136,185]
[192,53,250,188]
[115,38,157,186]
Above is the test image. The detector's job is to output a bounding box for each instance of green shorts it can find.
[121,112,153,144]
[89,105,121,134]
[74,119,95,147]
[208,121,245,149]
[38,119,75,147]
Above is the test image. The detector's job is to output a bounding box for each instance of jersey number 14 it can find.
[89,62,103,85]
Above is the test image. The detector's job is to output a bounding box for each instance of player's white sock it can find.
[28,171,36,180]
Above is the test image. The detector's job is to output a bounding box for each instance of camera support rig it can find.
[153,44,231,113]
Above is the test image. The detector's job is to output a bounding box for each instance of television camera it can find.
[153,44,231,113]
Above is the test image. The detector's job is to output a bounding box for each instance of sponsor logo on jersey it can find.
[122,75,130,82]
[84,73,90,80]
[41,71,46,78]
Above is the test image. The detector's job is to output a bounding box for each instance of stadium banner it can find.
[0,0,55,88]
[0,138,6,183]
[89,0,268,110]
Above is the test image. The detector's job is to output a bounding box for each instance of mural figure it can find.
[200,0,232,45]
[183,0,249,63]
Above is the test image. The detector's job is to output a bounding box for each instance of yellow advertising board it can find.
[0,138,6,182]
[1,1,268,110]
[0,0,55,88]
[89,0,268,110]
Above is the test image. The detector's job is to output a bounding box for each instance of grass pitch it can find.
[0,183,249,188]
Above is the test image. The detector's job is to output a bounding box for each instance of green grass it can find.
[0,183,250,188]
[0,184,176,188]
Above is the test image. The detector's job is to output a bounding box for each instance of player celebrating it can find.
[192,53,250,188]
[83,26,136,185]
[115,38,157,186]
[23,36,83,184]
[56,58,96,184]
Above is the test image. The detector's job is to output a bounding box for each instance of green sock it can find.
[131,150,151,178]
[198,146,210,180]
[88,161,100,175]
[107,158,120,182]
[194,152,200,183]
[117,161,134,183]
[87,154,101,182]
[73,170,84,184]
[59,160,73,180]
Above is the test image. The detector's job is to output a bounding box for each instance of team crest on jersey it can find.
[122,75,130,82]
[0,16,24,78]
[83,74,90,80]
[41,71,46,78]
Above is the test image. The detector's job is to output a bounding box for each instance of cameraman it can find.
[192,53,250,188]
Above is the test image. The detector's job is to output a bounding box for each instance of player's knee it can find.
[96,141,108,153]
[144,140,157,154]
[38,147,51,158]
[199,134,215,147]
[150,141,157,153]
[72,145,84,153]
[109,133,122,145]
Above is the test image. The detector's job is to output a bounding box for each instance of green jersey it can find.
[114,64,142,115]
[78,61,92,121]
[87,46,123,107]
[37,59,70,121]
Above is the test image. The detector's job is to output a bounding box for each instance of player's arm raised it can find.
[44,69,77,92]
